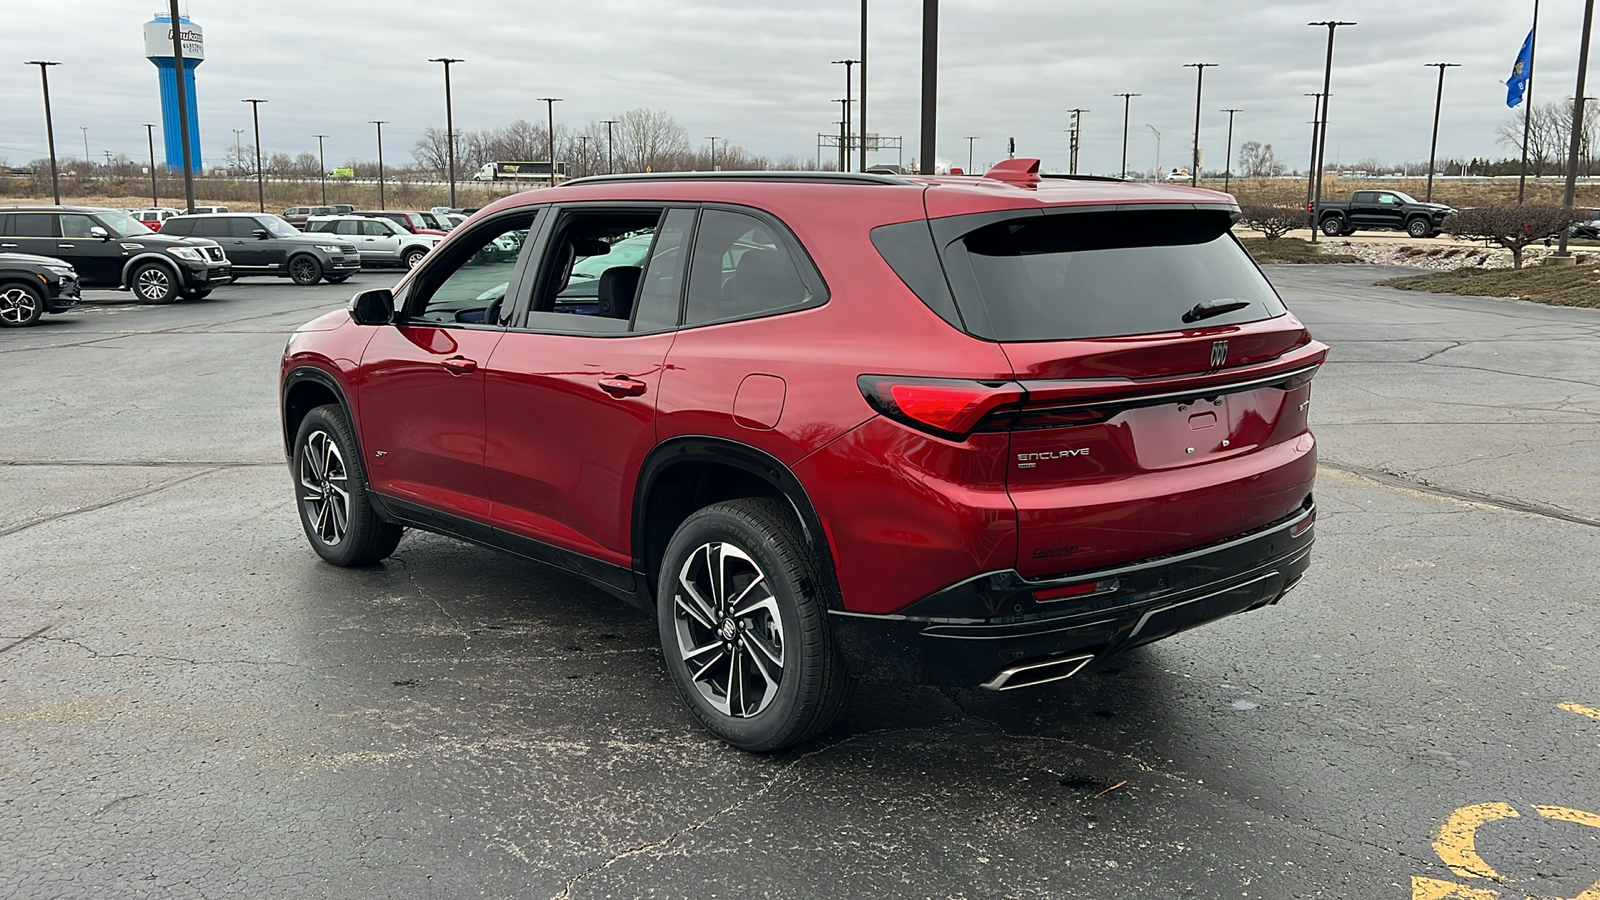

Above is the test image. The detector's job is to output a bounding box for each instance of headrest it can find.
[597,266,643,319]
[735,249,805,306]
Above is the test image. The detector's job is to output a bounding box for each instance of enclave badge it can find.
[1210,340,1229,369]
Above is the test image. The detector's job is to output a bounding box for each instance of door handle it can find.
[0,243,17,249]
[598,376,647,397]
[58,243,75,248]
[441,356,478,375]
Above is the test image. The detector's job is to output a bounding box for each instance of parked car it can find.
[304,214,440,269]
[1164,168,1192,182]
[1312,190,1454,238]
[328,204,355,215]
[351,210,449,237]
[0,252,79,326]
[193,205,230,214]
[280,160,1324,751]
[282,206,335,228]
[1570,219,1600,240]
[133,207,182,231]
[160,213,361,285]
[0,205,229,302]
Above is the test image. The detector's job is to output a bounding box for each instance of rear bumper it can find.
[828,500,1315,688]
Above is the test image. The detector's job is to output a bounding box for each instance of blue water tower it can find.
[145,13,204,172]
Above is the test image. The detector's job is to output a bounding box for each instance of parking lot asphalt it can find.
[2,269,1597,899]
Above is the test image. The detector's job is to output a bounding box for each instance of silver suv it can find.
[305,215,440,269]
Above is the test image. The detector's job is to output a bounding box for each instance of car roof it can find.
[167,212,259,218]
[0,205,121,214]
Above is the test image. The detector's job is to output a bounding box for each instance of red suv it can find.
[280,160,1324,751]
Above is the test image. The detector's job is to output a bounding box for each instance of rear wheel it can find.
[131,262,178,303]
[656,498,852,752]
[1406,218,1432,239]
[0,282,44,327]
[288,255,323,285]
[292,404,403,566]
[1320,216,1345,237]
[403,247,427,269]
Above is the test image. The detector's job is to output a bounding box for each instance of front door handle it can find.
[0,243,17,249]
[58,243,75,249]
[598,376,647,397]
[441,356,478,375]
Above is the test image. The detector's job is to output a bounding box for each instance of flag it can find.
[1506,29,1534,107]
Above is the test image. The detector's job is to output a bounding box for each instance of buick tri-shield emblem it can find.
[1210,340,1229,368]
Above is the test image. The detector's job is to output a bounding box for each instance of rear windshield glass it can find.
[934,209,1284,342]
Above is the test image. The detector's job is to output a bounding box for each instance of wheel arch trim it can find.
[119,253,182,289]
[281,366,363,477]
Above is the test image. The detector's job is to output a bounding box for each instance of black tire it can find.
[189,288,213,301]
[288,254,323,285]
[402,246,428,269]
[291,404,403,567]
[1320,216,1345,237]
[0,281,45,327]
[131,261,179,303]
[1406,218,1431,239]
[325,274,352,284]
[656,498,853,752]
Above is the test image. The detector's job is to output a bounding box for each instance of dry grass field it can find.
[1378,264,1600,307]
[1229,175,1598,209]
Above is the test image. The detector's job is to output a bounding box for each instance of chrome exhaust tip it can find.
[978,653,1095,691]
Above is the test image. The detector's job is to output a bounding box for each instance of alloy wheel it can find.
[673,541,785,718]
[290,257,319,284]
[298,429,351,546]
[135,266,173,301]
[0,286,39,325]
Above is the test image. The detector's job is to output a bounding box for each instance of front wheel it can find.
[1320,216,1345,237]
[657,498,853,752]
[131,262,178,303]
[1406,218,1432,239]
[325,274,352,284]
[288,255,323,285]
[292,404,403,566]
[402,247,427,269]
[0,282,45,327]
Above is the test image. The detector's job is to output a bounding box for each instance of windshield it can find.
[418,212,443,229]
[258,215,301,237]
[97,209,153,236]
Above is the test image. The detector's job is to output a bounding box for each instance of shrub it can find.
[1236,204,1306,242]
[1442,203,1586,269]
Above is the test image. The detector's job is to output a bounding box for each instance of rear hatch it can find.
[875,203,1325,578]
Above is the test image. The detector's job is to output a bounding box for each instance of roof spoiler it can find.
[984,157,1041,188]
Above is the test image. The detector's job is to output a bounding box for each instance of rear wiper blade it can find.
[1182,298,1251,324]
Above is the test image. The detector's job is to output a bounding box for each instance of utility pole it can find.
[242,98,267,213]
[80,126,90,169]
[1305,92,1323,236]
[1183,63,1216,187]
[835,99,851,171]
[1553,0,1594,261]
[167,0,195,212]
[706,136,721,170]
[232,128,243,175]
[832,59,858,171]
[429,57,464,205]
[1424,63,1460,203]
[371,120,388,210]
[1068,108,1088,174]
[1147,124,1161,180]
[144,123,159,207]
[1114,92,1140,179]
[919,0,938,175]
[539,96,562,186]
[313,133,328,204]
[963,135,978,174]
[601,119,619,174]
[1221,108,1241,194]
[577,134,590,177]
[25,61,62,204]
[1309,21,1355,243]
[859,0,869,171]
[1519,0,1542,202]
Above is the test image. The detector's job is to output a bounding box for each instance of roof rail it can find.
[559,170,914,188]
[1039,173,1132,184]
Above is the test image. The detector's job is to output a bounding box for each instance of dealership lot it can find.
[2,269,1597,898]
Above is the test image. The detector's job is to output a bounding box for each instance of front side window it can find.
[524,208,668,334]
[258,215,299,237]
[94,209,153,237]
[406,212,538,328]
[683,209,811,326]
[61,214,100,239]
[361,219,393,237]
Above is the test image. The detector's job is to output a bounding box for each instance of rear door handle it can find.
[441,356,478,375]
[598,377,647,397]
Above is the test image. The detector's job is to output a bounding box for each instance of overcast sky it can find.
[0,0,1591,175]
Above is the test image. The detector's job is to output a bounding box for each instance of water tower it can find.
[144,12,204,172]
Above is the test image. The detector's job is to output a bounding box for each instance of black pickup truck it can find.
[1312,190,1454,239]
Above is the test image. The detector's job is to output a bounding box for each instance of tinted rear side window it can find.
[908,208,1285,342]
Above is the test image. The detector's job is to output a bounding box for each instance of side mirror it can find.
[252,229,270,240]
[89,226,110,241]
[348,288,394,326]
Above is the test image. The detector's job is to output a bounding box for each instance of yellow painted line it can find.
[1533,805,1600,900]
[1434,802,1519,880]
[1409,877,1499,900]
[1559,701,1600,721]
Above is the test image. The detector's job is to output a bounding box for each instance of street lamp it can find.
[80,126,89,170]
[1304,92,1323,232]
[601,119,618,174]
[313,133,328,205]
[24,61,61,204]
[919,0,938,175]
[1221,108,1241,194]
[834,99,851,171]
[232,128,244,175]
[1553,0,1594,261]
[371,120,388,210]
[1114,93,1140,179]
[706,136,721,171]
[1068,108,1088,175]
[1309,20,1355,243]
[538,97,562,186]
[428,57,464,205]
[1424,63,1460,203]
[166,0,196,211]
[241,98,267,213]
[144,123,159,207]
[831,59,858,171]
[577,134,590,177]
[1183,62,1216,187]
[1147,124,1161,180]
[963,135,978,174]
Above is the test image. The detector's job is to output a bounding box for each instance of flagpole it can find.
[1519,0,1540,202]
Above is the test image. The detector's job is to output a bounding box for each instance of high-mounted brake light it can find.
[858,376,1024,440]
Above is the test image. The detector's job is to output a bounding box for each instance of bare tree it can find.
[1443,203,1585,269]
[1236,204,1304,241]
[615,108,690,173]
[411,126,451,178]
[1236,141,1286,178]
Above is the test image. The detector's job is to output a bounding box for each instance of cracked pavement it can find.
[1,271,1597,898]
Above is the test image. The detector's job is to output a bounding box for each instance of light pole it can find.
[1553,0,1594,261]
[80,126,89,170]
[1305,92,1323,234]
[1183,63,1216,187]
[25,61,62,204]
[577,134,590,177]
[601,119,618,174]
[963,135,978,174]
[1424,63,1460,203]
[1518,0,1542,202]
[1309,20,1355,243]
[144,123,158,207]
[232,128,244,175]
[1146,124,1161,181]
[429,57,464,205]
[313,133,328,204]
[835,99,851,171]
[242,98,267,213]
[706,136,721,170]
[832,59,858,171]
[1221,108,1241,194]
[165,0,195,211]
[371,120,388,210]
[1067,108,1088,174]
[538,96,562,185]
[919,0,938,175]
[1114,92,1140,179]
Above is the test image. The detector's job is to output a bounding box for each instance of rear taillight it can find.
[858,375,1023,441]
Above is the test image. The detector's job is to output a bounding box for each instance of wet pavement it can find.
[2,268,1597,899]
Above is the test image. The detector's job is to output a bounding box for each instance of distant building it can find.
[145,13,204,172]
